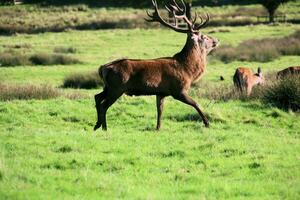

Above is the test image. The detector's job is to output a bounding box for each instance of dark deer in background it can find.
[277,66,300,79]
[94,0,219,131]
[233,67,264,96]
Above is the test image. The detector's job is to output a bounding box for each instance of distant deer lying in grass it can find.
[94,0,219,131]
[277,66,300,79]
[233,67,264,96]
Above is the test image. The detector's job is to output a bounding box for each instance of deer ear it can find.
[257,67,262,76]
[257,67,262,74]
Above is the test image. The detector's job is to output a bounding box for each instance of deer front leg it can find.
[173,92,209,128]
[156,95,165,130]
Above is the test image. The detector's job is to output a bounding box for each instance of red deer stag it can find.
[94,0,219,131]
[277,66,300,79]
[233,67,264,96]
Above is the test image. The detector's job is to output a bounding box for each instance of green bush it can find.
[0,83,87,101]
[0,83,61,101]
[214,30,300,63]
[263,75,300,111]
[0,51,81,67]
[29,53,80,65]
[3,43,32,49]
[62,71,103,89]
[212,45,236,63]
[54,47,77,54]
[0,53,30,67]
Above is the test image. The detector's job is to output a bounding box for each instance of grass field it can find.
[0,97,299,199]
[0,8,300,199]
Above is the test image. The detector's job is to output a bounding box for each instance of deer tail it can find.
[233,70,242,92]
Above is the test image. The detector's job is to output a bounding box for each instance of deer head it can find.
[146,0,219,55]
[255,67,264,85]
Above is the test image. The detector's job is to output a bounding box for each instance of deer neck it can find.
[174,35,206,80]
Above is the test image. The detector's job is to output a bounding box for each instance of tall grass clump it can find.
[0,84,61,101]
[53,46,77,54]
[29,53,80,65]
[194,80,245,101]
[214,30,300,63]
[263,75,300,111]
[62,71,103,89]
[0,51,81,67]
[0,53,30,67]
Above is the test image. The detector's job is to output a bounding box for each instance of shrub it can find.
[238,39,280,62]
[53,46,77,54]
[0,84,61,101]
[0,83,87,101]
[3,43,32,49]
[263,75,300,111]
[0,51,81,67]
[29,53,80,65]
[211,45,236,63]
[214,30,300,63]
[197,72,300,112]
[62,71,103,89]
[277,37,300,56]
[194,79,245,101]
[209,17,257,27]
[0,53,30,67]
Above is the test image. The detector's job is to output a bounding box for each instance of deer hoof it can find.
[204,121,210,128]
[94,122,101,131]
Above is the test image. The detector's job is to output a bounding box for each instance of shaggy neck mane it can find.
[174,34,206,81]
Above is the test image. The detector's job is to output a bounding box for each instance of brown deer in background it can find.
[94,0,219,131]
[233,67,264,96]
[277,66,300,79]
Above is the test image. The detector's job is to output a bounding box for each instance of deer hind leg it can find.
[173,92,209,128]
[97,89,123,131]
[246,85,252,96]
[94,88,107,131]
[156,95,165,130]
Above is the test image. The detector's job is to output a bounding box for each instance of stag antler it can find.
[146,0,210,33]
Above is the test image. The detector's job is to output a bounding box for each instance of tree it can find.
[258,0,294,23]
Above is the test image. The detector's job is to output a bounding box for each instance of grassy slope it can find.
[0,97,299,199]
[0,1,299,34]
[0,25,299,86]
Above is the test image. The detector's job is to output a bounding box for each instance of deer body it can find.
[233,67,264,96]
[94,0,218,131]
[277,66,300,79]
[100,39,207,96]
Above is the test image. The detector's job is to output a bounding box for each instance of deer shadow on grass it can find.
[167,112,227,123]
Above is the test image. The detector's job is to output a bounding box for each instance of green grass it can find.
[0,25,299,86]
[0,98,299,199]
[0,16,300,198]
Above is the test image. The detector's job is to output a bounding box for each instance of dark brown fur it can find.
[93,0,218,131]
[277,66,300,79]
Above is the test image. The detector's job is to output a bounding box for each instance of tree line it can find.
[1,0,295,23]
[0,0,276,7]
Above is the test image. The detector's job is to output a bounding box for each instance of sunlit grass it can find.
[0,98,299,199]
[0,11,299,199]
